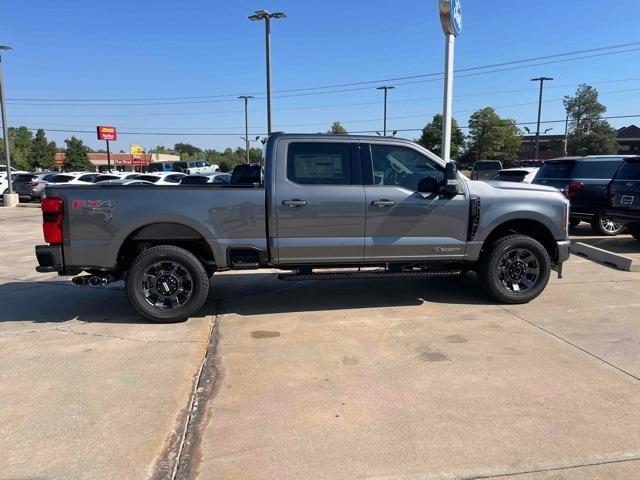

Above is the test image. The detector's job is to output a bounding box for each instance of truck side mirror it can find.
[417,176,439,194]
[442,162,459,196]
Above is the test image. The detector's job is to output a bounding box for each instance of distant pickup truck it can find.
[35,134,570,323]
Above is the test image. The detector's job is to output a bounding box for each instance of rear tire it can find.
[591,210,624,236]
[126,245,210,323]
[477,234,551,304]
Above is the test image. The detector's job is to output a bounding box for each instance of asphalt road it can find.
[1,208,639,479]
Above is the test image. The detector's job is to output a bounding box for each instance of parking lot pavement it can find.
[571,223,640,261]
[194,263,640,479]
[3,208,640,480]
[0,208,214,479]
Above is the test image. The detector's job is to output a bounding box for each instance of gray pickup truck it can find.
[36,133,570,323]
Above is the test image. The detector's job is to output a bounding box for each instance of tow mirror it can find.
[417,176,439,194]
[442,162,459,195]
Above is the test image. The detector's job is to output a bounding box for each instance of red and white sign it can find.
[97,125,117,141]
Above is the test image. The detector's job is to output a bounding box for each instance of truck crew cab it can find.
[36,134,570,323]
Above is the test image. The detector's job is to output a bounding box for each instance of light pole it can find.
[249,9,286,136]
[531,76,553,159]
[238,95,254,163]
[0,45,14,202]
[376,86,395,136]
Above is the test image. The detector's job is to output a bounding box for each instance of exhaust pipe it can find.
[71,274,112,287]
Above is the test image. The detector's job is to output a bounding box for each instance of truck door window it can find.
[287,142,352,185]
[369,144,443,190]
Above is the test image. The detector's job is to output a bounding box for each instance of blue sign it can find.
[439,0,462,36]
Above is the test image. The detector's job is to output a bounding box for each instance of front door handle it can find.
[282,199,307,208]
[371,199,396,208]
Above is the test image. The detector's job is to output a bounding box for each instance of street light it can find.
[239,136,261,163]
[249,9,286,136]
[0,45,16,203]
[376,85,395,136]
[531,76,553,159]
[238,95,254,163]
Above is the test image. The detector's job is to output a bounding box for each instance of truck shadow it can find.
[0,273,492,325]
[208,271,493,317]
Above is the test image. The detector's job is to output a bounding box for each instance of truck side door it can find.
[362,142,469,261]
[273,140,365,264]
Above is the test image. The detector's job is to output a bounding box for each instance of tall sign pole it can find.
[97,126,117,172]
[439,0,462,162]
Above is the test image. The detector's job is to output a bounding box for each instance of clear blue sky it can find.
[3,0,640,152]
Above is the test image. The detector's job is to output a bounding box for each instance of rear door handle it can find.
[371,199,396,208]
[282,199,307,208]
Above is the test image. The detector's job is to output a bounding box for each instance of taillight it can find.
[41,197,64,244]
[565,182,584,199]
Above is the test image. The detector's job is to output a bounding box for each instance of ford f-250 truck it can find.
[35,133,571,323]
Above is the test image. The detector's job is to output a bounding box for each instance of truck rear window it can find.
[473,161,502,171]
[287,142,352,185]
[536,161,576,178]
[615,160,640,180]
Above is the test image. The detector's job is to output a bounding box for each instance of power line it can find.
[7,42,640,105]
[23,114,640,137]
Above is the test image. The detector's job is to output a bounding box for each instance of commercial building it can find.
[54,152,180,172]
[518,125,640,160]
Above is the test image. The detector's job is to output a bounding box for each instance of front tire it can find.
[126,245,210,323]
[591,210,624,236]
[478,235,551,304]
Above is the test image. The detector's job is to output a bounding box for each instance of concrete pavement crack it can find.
[499,305,640,383]
[151,307,222,480]
[463,455,640,479]
[46,325,208,345]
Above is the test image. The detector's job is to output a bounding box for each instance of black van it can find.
[532,155,632,235]
[604,156,640,241]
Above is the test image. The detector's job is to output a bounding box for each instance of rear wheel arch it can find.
[117,222,217,274]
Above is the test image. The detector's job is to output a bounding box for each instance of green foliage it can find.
[563,84,617,155]
[174,143,202,159]
[0,126,33,170]
[63,137,93,171]
[568,120,618,156]
[416,114,465,160]
[205,147,262,172]
[29,129,57,170]
[328,121,348,134]
[463,107,521,167]
[150,145,174,154]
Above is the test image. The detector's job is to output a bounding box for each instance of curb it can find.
[571,241,640,272]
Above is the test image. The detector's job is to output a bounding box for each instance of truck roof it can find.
[267,131,415,144]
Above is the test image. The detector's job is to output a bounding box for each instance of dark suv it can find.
[604,156,640,241]
[532,155,632,235]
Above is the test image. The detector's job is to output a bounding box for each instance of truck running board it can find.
[278,269,462,281]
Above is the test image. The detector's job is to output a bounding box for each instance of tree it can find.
[328,121,348,134]
[63,137,93,171]
[174,143,202,159]
[29,129,56,170]
[150,145,172,154]
[464,107,521,167]
[563,84,617,155]
[0,126,33,170]
[416,114,465,159]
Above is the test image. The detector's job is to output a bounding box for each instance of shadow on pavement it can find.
[0,281,147,324]
[209,271,493,317]
[575,235,640,257]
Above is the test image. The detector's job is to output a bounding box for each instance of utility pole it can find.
[249,10,286,136]
[531,76,553,159]
[0,45,18,207]
[376,86,395,136]
[563,113,569,156]
[238,96,253,163]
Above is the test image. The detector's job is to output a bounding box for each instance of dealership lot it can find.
[1,208,640,479]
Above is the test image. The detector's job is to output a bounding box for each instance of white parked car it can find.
[489,167,540,184]
[47,172,102,185]
[174,161,219,175]
[93,179,155,186]
[135,173,187,185]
